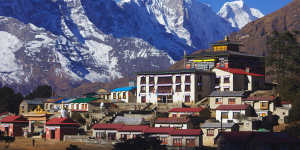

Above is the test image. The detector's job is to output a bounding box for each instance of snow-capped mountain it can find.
[0,0,236,94]
[218,0,264,29]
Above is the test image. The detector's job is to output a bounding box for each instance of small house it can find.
[242,96,275,117]
[111,86,137,103]
[208,91,246,110]
[45,117,80,140]
[117,125,148,140]
[212,67,265,92]
[169,129,203,148]
[154,117,191,129]
[144,127,174,145]
[215,104,251,123]
[0,115,28,136]
[200,122,238,146]
[92,123,124,141]
[68,97,98,112]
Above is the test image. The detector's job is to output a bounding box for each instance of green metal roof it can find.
[70,97,98,103]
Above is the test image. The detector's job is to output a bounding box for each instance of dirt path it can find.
[0,137,113,150]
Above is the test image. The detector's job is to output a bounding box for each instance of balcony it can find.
[157,77,172,84]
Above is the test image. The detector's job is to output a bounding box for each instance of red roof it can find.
[168,107,204,113]
[170,129,202,136]
[118,125,148,132]
[92,123,124,130]
[216,67,264,77]
[243,96,275,101]
[144,127,175,134]
[216,104,249,110]
[155,117,190,124]
[46,117,80,126]
[0,115,28,123]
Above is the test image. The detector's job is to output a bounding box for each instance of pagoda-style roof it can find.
[185,50,264,59]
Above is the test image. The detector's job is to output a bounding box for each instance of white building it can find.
[208,91,246,110]
[111,86,137,103]
[136,69,215,104]
[215,104,250,123]
[154,117,191,129]
[212,67,265,91]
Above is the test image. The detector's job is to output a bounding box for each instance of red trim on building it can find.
[216,67,264,77]
[0,115,28,123]
[46,117,80,126]
[170,129,202,136]
[118,125,148,132]
[144,127,175,134]
[155,117,190,124]
[92,123,124,130]
[168,107,204,113]
[216,104,249,110]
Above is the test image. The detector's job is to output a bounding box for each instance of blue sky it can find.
[115,0,292,15]
[198,0,292,15]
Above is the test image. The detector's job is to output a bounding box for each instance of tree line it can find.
[0,85,53,114]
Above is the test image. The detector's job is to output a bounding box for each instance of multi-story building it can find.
[111,86,137,103]
[184,36,265,75]
[208,91,246,110]
[212,67,265,91]
[136,69,215,104]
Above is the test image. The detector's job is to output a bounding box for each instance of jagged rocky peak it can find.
[218,0,264,29]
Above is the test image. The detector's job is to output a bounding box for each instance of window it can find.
[158,77,172,84]
[221,112,228,119]
[149,86,154,93]
[215,77,220,84]
[173,138,182,146]
[121,134,128,140]
[185,63,191,69]
[186,139,196,147]
[123,92,127,99]
[141,96,146,103]
[185,85,191,92]
[118,93,121,99]
[207,129,214,136]
[172,114,177,118]
[176,85,181,92]
[176,76,181,83]
[149,77,154,84]
[215,98,223,104]
[141,86,146,93]
[113,93,116,99]
[160,137,168,145]
[185,76,191,83]
[224,87,230,91]
[185,95,190,103]
[224,77,230,83]
[141,77,146,84]
[260,102,268,110]
[158,86,172,93]
[228,98,236,104]
[233,112,240,119]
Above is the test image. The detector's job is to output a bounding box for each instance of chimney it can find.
[245,67,250,73]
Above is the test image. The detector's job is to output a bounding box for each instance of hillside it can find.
[170,0,300,70]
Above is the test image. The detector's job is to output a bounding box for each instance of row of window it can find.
[140,85,191,93]
[221,112,241,119]
[112,92,127,99]
[215,98,236,104]
[215,76,230,84]
[140,76,191,84]
[141,95,191,103]
[71,103,88,110]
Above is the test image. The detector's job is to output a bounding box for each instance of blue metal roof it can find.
[111,86,136,92]
[55,98,76,104]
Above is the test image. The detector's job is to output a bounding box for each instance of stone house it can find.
[200,122,238,147]
[208,91,246,110]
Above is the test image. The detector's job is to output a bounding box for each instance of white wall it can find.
[216,110,246,123]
